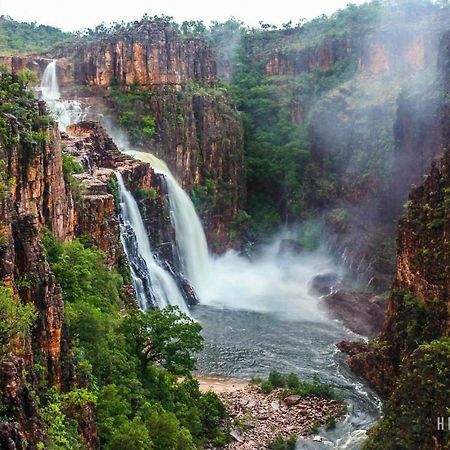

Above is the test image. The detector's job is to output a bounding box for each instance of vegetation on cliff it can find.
[0,284,36,358]
[0,15,69,55]
[41,231,229,449]
[344,145,450,449]
[364,338,450,450]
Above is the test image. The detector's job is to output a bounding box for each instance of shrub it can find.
[0,284,36,358]
[268,370,287,388]
[268,434,297,450]
[252,371,343,402]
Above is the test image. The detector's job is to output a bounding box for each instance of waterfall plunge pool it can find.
[192,304,381,450]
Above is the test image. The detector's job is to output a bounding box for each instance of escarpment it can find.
[2,22,246,251]
[72,23,216,87]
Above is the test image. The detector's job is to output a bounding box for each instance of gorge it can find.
[0,2,449,449]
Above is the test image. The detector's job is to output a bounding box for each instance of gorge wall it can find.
[232,5,449,289]
[0,22,246,252]
[68,23,245,252]
[337,32,450,444]
[0,81,190,446]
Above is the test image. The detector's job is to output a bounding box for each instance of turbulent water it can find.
[40,60,88,130]
[193,293,381,450]
[124,150,211,299]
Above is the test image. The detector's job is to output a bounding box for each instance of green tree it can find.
[0,284,36,358]
[106,417,154,450]
[124,306,203,376]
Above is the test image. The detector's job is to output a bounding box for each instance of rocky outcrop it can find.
[323,291,387,337]
[63,121,199,305]
[0,357,44,448]
[73,23,216,88]
[64,121,177,265]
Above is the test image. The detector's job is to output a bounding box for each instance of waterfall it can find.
[40,60,60,100]
[124,150,211,299]
[115,171,189,312]
[40,60,88,130]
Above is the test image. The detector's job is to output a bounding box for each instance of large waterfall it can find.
[40,60,88,130]
[115,171,188,312]
[123,150,337,320]
[124,150,211,298]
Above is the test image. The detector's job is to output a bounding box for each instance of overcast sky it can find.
[1,0,366,31]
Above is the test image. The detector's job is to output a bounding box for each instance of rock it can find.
[322,290,387,337]
[230,429,244,443]
[310,273,340,295]
[283,395,302,407]
[271,400,280,411]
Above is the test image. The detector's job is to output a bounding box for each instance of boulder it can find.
[283,395,302,407]
[322,290,387,337]
[310,273,339,295]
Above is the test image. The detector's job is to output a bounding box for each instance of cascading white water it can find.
[124,150,211,299]
[40,60,88,130]
[40,60,60,100]
[115,171,189,313]
[122,149,340,320]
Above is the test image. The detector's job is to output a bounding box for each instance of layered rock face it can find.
[0,104,73,388]
[0,104,71,447]
[73,23,216,88]
[63,121,179,269]
[0,108,198,447]
[62,23,245,251]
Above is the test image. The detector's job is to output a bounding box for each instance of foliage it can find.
[42,232,228,448]
[267,434,297,450]
[0,68,52,148]
[40,388,83,450]
[0,16,70,55]
[62,153,83,190]
[0,283,36,358]
[110,85,156,145]
[134,186,159,201]
[123,307,203,376]
[364,338,450,450]
[252,370,344,402]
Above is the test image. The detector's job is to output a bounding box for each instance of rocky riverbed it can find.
[213,383,345,449]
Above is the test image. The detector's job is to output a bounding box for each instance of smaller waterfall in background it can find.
[40,60,88,130]
[124,150,211,299]
[115,171,189,312]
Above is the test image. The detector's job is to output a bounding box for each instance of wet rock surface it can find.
[218,386,344,449]
[322,291,387,337]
